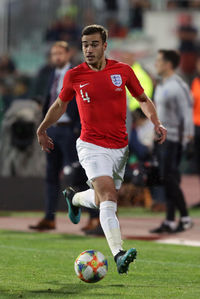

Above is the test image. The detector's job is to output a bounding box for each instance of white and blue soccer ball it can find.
[74,250,108,283]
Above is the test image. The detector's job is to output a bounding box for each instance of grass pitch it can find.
[0,230,200,299]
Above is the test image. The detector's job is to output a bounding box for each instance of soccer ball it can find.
[74,250,108,283]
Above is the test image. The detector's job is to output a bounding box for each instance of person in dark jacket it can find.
[29,41,79,230]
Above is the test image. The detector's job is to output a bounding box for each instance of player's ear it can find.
[103,42,107,51]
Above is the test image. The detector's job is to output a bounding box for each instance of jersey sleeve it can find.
[125,65,144,97]
[59,69,75,102]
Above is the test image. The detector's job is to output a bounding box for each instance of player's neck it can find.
[88,57,107,71]
[162,69,175,81]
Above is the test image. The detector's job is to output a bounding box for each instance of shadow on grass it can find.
[0,283,126,298]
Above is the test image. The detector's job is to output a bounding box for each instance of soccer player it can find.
[37,24,167,274]
[191,55,200,208]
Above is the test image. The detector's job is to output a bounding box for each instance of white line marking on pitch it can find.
[156,238,200,247]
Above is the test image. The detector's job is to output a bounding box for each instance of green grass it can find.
[1,206,200,218]
[0,230,200,299]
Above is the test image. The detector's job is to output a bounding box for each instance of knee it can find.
[99,191,117,203]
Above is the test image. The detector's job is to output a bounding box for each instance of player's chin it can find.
[86,57,96,64]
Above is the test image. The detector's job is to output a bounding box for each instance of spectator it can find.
[59,15,80,45]
[104,0,118,11]
[150,49,194,233]
[0,55,16,79]
[45,16,80,46]
[106,18,128,38]
[129,108,154,162]
[119,50,153,111]
[168,0,200,9]
[13,75,31,100]
[127,108,163,211]
[30,52,54,102]
[45,21,61,41]
[129,0,151,30]
[190,0,200,8]
[176,14,198,85]
[0,77,14,112]
[0,54,18,113]
[0,74,31,113]
[83,8,96,26]
[29,41,79,230]
[191,55,200,207]
[0,98,45,176]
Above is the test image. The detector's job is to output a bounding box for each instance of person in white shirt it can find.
[150,49,194,233]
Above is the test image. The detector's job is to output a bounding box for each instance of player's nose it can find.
[86,45,93,52]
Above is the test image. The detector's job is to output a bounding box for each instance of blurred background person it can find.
[30,52,54,102]
[113,49,154,136]
[125,108,155,209]
[0,52,42,177]
[119,50,154,112]
[29,41,79,230]
[176,14,199,85]
[45,15,80,47]
[111,48,166,211]
[106,17,128,38]
[191,54,200,208]
[150,49,194,234]
[0,97,45,177]
[0,54,16,79]
[129,0,151,30]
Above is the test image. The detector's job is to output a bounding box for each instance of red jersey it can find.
[59,59,144,148]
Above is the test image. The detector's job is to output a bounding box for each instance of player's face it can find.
[51,46,70,68]
[155,53,168,76]
[82,33,107,67]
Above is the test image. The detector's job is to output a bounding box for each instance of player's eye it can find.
[82,42,99,48]
[91,42,99,47]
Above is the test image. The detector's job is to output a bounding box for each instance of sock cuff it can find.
[100,201,117,212]
[181,216,191,222]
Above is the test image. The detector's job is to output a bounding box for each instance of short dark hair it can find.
[158,49,180,69]
[81,24,108,43]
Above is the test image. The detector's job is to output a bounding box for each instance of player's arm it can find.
[136,92,167,144]
[37,97,69,152]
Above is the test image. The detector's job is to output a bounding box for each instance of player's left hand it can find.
[154,124,167,144]
[37,130,54,153]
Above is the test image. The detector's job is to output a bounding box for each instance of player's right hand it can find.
[37,130,54,153]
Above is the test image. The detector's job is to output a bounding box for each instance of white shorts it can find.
[76,138,129,190]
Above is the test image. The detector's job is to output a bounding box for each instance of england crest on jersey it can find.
[111,74,122,87]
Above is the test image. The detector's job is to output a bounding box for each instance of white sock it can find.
[72,189,98,209]
[99,201,123,256]
[181,216,191,223]
[164,220,176,229]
